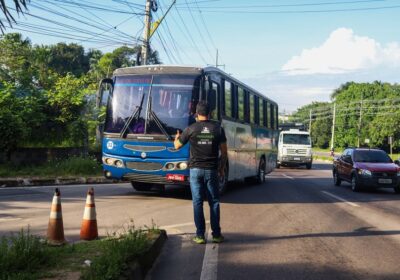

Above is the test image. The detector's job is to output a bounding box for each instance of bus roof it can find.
[114,65,204,76]
[113,65,277,106]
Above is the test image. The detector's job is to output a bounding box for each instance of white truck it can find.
[277,129,313,169]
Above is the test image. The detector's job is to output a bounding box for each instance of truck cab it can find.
[277,129,313,169]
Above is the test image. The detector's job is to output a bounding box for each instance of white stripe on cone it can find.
[83,206,96,220]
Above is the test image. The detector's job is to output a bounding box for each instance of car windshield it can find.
[353,150,392,163]
[104,74,200,136]
[282,134,311,145]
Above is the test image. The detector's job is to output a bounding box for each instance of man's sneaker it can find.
[212,235,225,243]
[193,236,206,244]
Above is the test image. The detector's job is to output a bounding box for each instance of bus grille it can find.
[287,149,307,155]
[124,145,166,152]
[123,173,169,184]
[126,162,163,171]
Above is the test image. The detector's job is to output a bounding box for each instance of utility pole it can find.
[141,0,176,65]
[357,93,363,147]
[330,102,336,150]
[215,49,225,69]
[309,109,312,134]
[141,0,152,65]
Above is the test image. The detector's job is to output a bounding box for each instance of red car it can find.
[332,148,400,193]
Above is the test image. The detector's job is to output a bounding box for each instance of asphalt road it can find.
[2,161,400,279]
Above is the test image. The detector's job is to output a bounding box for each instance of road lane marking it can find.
[160,220,210,230]
[0,217,22,222]
[321,191,360,207]
[282,174,294,180]
[200,230,218,280]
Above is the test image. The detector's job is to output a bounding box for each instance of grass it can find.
[0,156,102,178]
[0,222,160,280]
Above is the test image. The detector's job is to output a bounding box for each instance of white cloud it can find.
[282,28,400,75]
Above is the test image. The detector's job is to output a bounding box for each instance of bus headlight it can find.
[104,158,115,165]
[165,163,175,170]
[177,162,188,170]
[115,160,124,168]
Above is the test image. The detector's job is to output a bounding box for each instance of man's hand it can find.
[218,166,225,178]
[174,130,183,150]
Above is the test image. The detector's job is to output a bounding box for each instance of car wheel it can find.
[256,158,266,184]
[131,182,154,191]
[276,163,280,169]
[394,185,400,194]
[333,170,341,186]
[351,174,361,192]
[306,163,312,170]
[218,162,229,195]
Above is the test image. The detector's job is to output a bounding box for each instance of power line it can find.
[174,5,208,64]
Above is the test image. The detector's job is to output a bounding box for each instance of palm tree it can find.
[0,0,29,33]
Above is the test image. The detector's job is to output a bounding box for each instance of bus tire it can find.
[256,157,266,184]
[131,182,153,192]
[218,162,229,195]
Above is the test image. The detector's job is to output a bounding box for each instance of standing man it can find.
[174,101,227,244]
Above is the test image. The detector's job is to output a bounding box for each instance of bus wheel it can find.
[256,158,266,184]
[218,163,229,195]
[131,182,153,192]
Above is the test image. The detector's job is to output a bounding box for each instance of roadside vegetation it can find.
[0,223,160,280]
[0,156,102,178]
[291,82,400,154]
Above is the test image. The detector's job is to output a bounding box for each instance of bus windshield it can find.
[282,134,311,145]
[104,74,200,136]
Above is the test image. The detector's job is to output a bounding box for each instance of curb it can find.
[0,177,120,188]
[121,230,168,280]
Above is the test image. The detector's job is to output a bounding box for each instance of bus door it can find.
[206,79,220,121]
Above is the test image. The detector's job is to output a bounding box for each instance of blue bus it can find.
[99,65,279,193]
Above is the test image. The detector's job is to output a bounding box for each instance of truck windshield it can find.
[104,74,200,136]
[282,134,311,145]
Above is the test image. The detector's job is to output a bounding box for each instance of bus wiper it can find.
[150,109,172,140]
[119,92,145,138]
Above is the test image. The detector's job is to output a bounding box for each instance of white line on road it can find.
[282,174,294,180]
[321,191,360,207]
[200,230,218,280]
[160,220,209,230]
[0,217,22,222]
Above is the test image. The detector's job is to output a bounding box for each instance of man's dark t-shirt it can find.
[178,120,227,169]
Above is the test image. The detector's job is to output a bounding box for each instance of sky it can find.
[3,0,400,113]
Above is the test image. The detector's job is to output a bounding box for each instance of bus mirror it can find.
[97,78,114,108]
[207,89,216,110]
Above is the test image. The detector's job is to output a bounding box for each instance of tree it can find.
[0,33,34,88]
[0,0,29,33]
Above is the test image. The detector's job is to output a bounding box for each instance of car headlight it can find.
[359,169,372,176]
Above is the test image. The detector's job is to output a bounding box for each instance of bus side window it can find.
[224,80,233,118]
[249,93,255,124]
[266,102,271,128]
[208,81,220,120]
[259,98,264,127]
[237,87,245,121]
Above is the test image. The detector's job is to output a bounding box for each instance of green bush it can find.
[0,156,102,177]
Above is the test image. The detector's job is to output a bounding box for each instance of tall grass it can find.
[0,228,51,280]
[82,222,152,280]
[0,156,102,177]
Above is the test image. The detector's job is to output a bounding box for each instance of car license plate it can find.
[378,178,392,184]
[294,157,301,161]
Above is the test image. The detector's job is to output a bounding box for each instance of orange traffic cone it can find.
[80,187,98,240]
[47,188,66,245]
